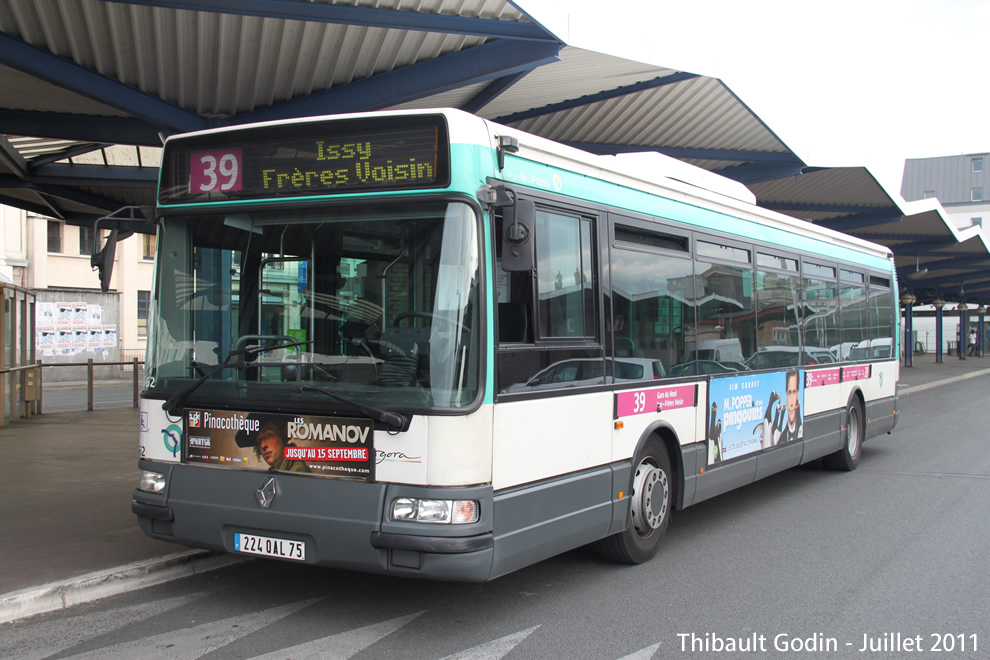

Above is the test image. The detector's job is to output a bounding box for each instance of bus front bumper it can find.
[133,460,495,581]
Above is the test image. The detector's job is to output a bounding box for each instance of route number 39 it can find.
[190,149,242,193]
[632,391,647,413]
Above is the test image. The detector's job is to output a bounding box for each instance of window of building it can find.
[143,233,156,260]
[79,226,95,255]
[137,290,150,337]
[47,221,63,253]
[924,191,936,199]
[973,188,984,202]
[974,158,984,173]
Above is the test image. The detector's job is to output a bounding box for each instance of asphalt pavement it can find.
[1,351,987,624]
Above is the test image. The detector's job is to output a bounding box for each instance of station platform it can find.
[2,352,988,623]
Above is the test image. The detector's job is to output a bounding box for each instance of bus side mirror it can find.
[89,206,154,292]
[91,229,120,292]
[501,199,535,272]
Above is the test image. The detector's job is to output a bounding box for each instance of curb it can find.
[0,550,245,625]
[898,367,990,395]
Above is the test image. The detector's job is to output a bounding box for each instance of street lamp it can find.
[933,297,945,308]
[899,292,917,305]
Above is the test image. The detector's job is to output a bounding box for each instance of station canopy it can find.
[0,0,986,303]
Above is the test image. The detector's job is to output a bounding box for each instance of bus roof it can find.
[478,112,892,263]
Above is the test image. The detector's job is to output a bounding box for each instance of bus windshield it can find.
[146,200,482,411]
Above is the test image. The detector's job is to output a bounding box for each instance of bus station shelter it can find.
[1,0,987,367]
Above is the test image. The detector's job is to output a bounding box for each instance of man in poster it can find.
[765,369,803,445]
[235,418,311,473]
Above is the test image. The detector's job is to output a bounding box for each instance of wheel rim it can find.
[847,407,861,458]
[631,458,669,536]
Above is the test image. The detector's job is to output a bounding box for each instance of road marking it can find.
[248,611,426,660]
[441,625,541,660]
[618,643,662,659]
[0,594,200,660]
[63,598,319,659]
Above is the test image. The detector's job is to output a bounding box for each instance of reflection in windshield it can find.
[147,202,481,410]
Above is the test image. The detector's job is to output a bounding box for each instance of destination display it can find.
[159,115,449,204]
[184,408,375,481]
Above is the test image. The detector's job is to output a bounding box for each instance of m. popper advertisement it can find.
[707,369,804,465]
[184,409,375,481]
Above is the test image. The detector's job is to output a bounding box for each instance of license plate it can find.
[234,533,306,561]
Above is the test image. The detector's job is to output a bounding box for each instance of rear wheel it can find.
[824,400,863,471]
[595,439,672,564]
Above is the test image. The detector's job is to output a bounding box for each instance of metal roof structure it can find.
[0,0,801,223]
[2,0,990,303]
[749,167,990,304]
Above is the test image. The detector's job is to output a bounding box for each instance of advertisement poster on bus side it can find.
[184,409,375,481]
[707,369,804,465]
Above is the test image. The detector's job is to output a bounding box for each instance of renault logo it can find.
[256,477,277,508]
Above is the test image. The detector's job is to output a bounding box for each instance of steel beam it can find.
[495,72,700,124]
[0,111,164,147]
[0,136,29,181]
[29,164,159,187]
[461,71,530,114]
[107,0,557,41]
[0,33,205,133]
[230,40,560,124]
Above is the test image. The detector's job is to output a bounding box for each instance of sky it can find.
[518,0,990,197]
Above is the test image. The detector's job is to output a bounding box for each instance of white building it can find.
[901,152,990,230]
[1,204,154,366]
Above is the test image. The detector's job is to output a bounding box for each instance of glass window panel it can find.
[611,247,693,378]
[47,221,62,253]
[615,225,688,253]
[536,210,594,339]
[803,262,835,279]
[79,227,94,256]
[840,269,865,283]
[692,259,756,369]
[498,348,603,393]
[143,233,157,260]
[698,240,750,264]
[869,287,893,357]
[757,253,798,271]
[146,202,481,410]
[802,277,841,359]
[840,282,869,355]
[755,271,802,367]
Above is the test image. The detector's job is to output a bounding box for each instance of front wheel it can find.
[824,400,863,471]
[594,439,672,564]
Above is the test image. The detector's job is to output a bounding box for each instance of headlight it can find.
[138,469,166,494]
[390,497,479,524]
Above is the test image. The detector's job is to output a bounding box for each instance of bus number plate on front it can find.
[234,533,306,561]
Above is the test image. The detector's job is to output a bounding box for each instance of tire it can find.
[824,400,863,471]
[595,439,673,564]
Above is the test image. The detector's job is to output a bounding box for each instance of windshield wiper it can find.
[289,384,411,433]
[162,339,313,416]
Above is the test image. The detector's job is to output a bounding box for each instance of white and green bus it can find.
[132,108,899,580]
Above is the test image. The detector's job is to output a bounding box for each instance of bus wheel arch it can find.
[824,390,864,471]
[594,429,677,564]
